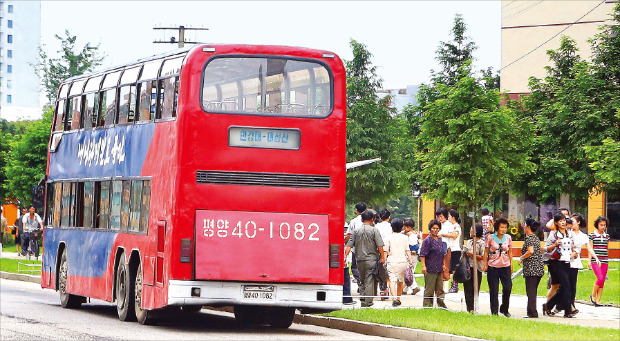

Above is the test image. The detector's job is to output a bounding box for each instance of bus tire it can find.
[234,305,262,326]
[59,250,82,309]
[116,255,136,321]
[266,307,295,329]
[135,263,153,325]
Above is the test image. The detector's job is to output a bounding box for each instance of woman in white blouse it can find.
[384,218,414,307]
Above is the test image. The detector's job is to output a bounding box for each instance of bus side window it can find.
[140,180,150,233]
[138,81,152,121]
[100,88,117,127]
[54,100,66,131]
[160,77,178,119]
[69,182,78,227]
[129,180,142,232]
[60,182,71,227]
[53,183,62,227]
[120,180,131,231]
[70,97,81,130]
[45,183,54,226]
[110,180,122,230]
[82,94,97,129]
[75,182,85,228]
[98,181,111,229]
[83,181,94,229]
[118,86,136,124]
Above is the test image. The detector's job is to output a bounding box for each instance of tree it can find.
[345,39,407,205]
[585,2,620,192]
[514,33,619,200]
[4,110,53,207]
[37,30,104,105]
[407,15,532,313]
[0,119,28,204]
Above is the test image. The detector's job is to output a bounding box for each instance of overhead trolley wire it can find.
[501,0,606,71]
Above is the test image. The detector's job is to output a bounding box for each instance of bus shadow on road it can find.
[76,304,321,335]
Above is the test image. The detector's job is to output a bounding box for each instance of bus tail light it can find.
[329,244,340,268]
[180,239,192,263]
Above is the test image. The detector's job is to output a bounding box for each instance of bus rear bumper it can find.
[168,280,342,311]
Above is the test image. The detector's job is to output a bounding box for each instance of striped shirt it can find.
[589,231,610,264]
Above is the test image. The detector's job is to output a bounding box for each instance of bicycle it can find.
[26,229,42,261]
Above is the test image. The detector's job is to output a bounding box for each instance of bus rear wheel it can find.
[265,307,295,329]
[135,263,153,325]
[116,255,136,321]
[59,250,82,309]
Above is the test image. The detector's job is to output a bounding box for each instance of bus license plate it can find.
[243,286,275,300]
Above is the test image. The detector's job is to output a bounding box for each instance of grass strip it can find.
[0,258,41,274]
[407,260,619,306]
[323,308,620,341]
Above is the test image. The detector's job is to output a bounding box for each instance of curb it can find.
[294,314,487,341]
[0,271,41,284]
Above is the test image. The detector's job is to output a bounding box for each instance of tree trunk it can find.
[472,204,479,314]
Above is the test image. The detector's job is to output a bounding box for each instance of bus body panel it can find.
[171,46,346,286]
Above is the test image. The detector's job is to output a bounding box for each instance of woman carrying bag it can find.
[519,218,545,318]
[462,224,485,313]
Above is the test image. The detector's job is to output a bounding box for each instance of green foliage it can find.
[413,64,532,209]
[406,15,531,213]
[0,120,29,203]
[345,39,407,205]
[3,109,53,206]
[37,30,104,105]
[514,31,620,199]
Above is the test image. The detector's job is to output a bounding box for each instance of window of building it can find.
[6,80,11,89]
[7,95,11,103]
[8,5,13,13]
[607,190,620,240]
[7,50,12,58]
[7,35,12,43]
[8,20,12,28]
[7,64,12,73]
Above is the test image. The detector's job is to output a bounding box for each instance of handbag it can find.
[404,265,414,287]
[453,251,472,283]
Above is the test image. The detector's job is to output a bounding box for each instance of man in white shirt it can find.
[21,206,43,256]
[375,209,392,299]
[345,202,367,286]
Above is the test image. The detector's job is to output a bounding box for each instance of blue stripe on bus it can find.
[44,228,118,278]
[48,123,156,180]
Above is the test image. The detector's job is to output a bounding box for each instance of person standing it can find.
[14,207,27,252]
[483,217,514,317]
[383,218,413,307]
[568,214,597,313]
[1,206,7,248]
[21,206,43,256]
[589,216,610,306]
[463,224,485,313]
[420,219,447,309]
[342,223,356,305]
[542,212,577,318]
[375,209,393,299]
[345,202,366,286]
[442,209,462,293]
[519,218,545,318]
[435,208,453,291]
[403,218,421,295]
[344,210,385,308]
[481,208,494,241]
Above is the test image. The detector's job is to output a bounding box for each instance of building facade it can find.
[0,0,41,120]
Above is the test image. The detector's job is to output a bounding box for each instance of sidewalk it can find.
[346,277,620,329]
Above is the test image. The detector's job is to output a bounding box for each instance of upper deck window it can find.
[202,57,333,118]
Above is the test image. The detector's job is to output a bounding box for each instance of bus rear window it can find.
[202,57,332,117]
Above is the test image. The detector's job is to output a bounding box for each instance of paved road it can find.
[0,279,393,340]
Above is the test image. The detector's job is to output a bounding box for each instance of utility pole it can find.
[153,26,209,48]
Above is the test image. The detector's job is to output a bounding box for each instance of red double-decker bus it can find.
[41,44,346,327]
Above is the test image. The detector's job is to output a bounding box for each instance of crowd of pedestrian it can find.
[343,202,612,318]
